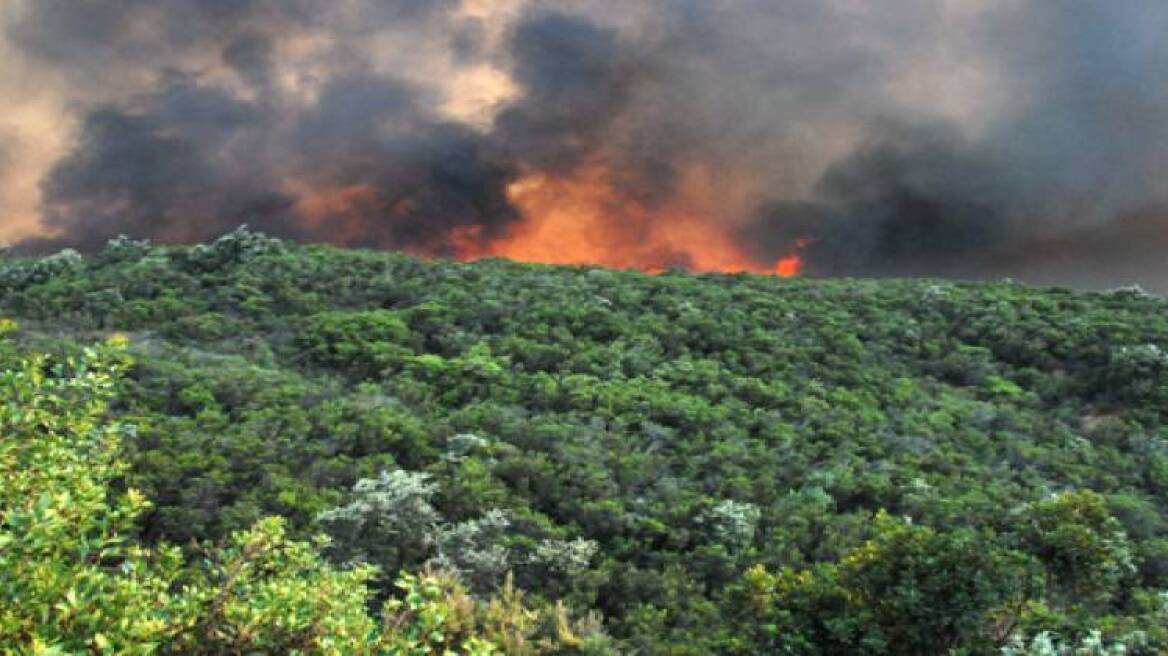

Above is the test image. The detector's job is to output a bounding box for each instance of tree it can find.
[836,513,1042,653]
[298,309,415,379]
[320,471,599,594]
[0,333,607,654]
[729,511,1043,654]
[1013,490,1136,607]
[316,468,441,579]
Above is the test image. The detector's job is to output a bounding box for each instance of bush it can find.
[0,335,606,654]
[298,309,415,379]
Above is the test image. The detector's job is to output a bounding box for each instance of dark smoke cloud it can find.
[742,0,1168,285]
[495,12,639,173]
[741,122,1014,277]
[288,74,518,254]
[13,0,516,253]
[4,0,1168,289]
[29,79,291,251]
[221,33,278,94]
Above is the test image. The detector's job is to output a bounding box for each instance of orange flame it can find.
[774,255,803,277]
[285,167,809,277]
[456,166,807,277]
[772,238,816,276]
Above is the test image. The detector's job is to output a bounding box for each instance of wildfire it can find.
[284,168,809,277]
[452,166,807,277]
[774,255,803,277]
[772,238,816,276]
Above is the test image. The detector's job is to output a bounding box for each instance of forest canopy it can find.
[3,229,1168,654]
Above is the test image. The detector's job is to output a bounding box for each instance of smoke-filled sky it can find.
[1,0,1167,289]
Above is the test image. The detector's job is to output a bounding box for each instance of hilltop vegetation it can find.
[3,228,1168,653]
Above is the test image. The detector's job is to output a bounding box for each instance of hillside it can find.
[3,229,1168,654]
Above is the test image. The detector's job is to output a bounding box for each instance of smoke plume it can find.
[2,0,1167,288]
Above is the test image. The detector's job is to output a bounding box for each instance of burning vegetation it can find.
[2,1,1167,288]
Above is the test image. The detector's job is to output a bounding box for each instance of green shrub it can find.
[0,335,606,654]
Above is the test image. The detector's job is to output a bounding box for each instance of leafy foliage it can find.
[0,333,606,654]
[729,512,1044,654]
[5,230,1168,652]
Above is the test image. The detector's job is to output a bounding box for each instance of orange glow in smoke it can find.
[285,167,808,277]
[286,180,385,244]
[454,166,807,277]
[774,255,803,277]
[772,238,815,276]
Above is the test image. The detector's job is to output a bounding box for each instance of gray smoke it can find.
[741,122,1013,277]
[743,0,1168,283]
[4,0,1168,288]
[12,0,516,254]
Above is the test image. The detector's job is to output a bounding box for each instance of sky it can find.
[1,0,1166,289]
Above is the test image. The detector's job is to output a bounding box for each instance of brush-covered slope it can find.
[4,229,1168,654]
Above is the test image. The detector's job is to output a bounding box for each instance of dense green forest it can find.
[3,228,1168,654]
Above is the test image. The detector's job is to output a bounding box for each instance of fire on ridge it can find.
[3,1,1168,289]
[450,169,808,277]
